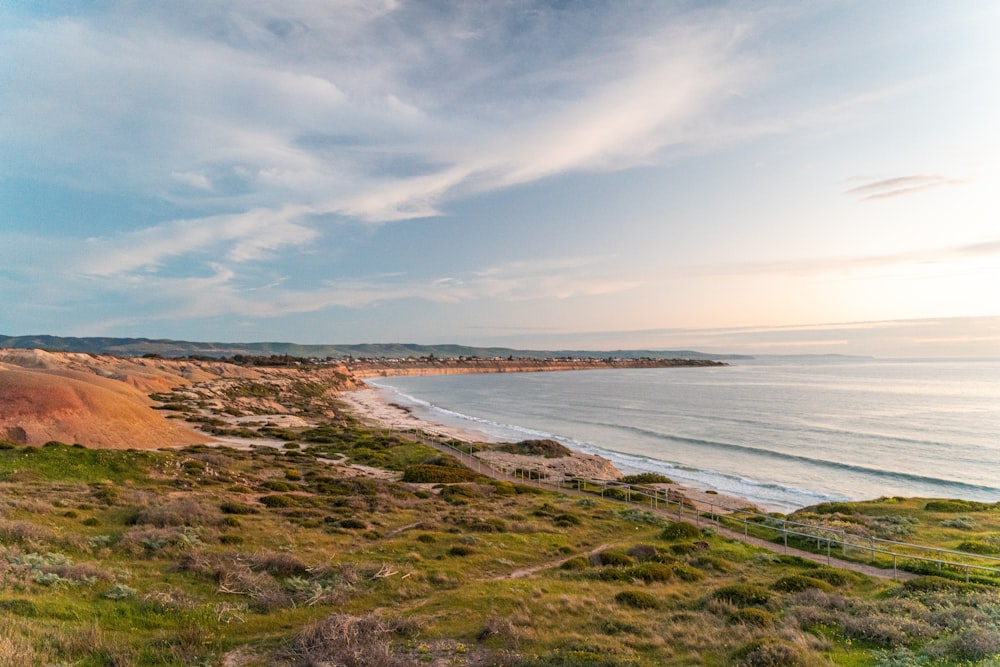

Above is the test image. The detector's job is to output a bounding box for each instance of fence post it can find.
[784,529,788,554]
[827,540,831,566]
[893,555,897,580]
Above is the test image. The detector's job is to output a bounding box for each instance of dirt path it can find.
[500,543,620,580]
[414,437,917,581]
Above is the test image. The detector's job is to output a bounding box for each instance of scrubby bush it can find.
[733,636,805,667]
[729,607,775,628]
[660,521,701,541]
[401,464,480,483]
[670,562,705,582]
[956,540,1000,555]
[593,549,635,567]
[261,479,296,492]
[925,499,991,513]
[560,556,589,571]
[939,516,976,530]
[771,575,834,593]
[810,502,853,515]
[806,568,854,587]
[220,501,259,515]
[497,439,571,458]
[259,494,300,508]
[712,584,771,607]
[620,473,673,485]
[625,544,659,562]
[633,562,674,583]
[614,590,659,610]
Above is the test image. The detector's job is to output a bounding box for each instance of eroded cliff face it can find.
[0,350,360,448]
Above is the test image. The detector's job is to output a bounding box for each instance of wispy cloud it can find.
[844,175,965,200]
[77,206,318,277]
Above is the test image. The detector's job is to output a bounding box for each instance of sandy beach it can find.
[339,385,759,513]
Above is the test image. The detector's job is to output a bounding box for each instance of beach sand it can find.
[339,385,759,513]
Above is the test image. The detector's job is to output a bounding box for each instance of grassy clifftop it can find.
[1,432,999,666]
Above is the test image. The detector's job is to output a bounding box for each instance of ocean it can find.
[365,358,1000,512]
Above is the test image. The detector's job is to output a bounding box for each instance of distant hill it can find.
[0,335,750,361]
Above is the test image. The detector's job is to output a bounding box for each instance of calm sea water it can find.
[366,358,1000,512]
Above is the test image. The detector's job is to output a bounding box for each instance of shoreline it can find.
[339,385,762,514]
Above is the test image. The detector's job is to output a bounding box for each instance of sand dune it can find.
[0,351,211,449]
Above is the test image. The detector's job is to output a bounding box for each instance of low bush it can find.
[613,590,659,610]
[560,556,589,571]
[771,575,834,593]
[940,516,976,530]
[633,562,674,583]
[619,473,673,485]
[220,501,258,515]
[711,584,771,607]
[261,479,296,492]
[732,636,805,667]
[670,562,705,582]
[401,465,480,483]
[593,550,635,567]
[956,540,1000,555]
[660,521,701,541]
[925,499,992,513]
[259,494,300,508]
[497,439,571,458]
[729,607,775,628]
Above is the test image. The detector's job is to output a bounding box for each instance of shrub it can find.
[130,498,217,528]
[220,501,259,515]
[219,534,244,545]
[497,439,571,458]
[337,518,367,530]
[957,540,1000,555]
[448,545,474,557]
[807,568,854,587]
[949,627,1000,661]
[285,613,422,667]
[634,562,674,583]
[625,544,659,562]
[401,465,480,483]
[810,502,853,515]
[729,608,775,628]
[660,521,701,541]
[670,563,705,582]
[614,590,659,610]
[259,494,299,508]
[925,499,990,513]
[560,556,589,571]
[594,550,635,567]
[261,479,296,492]
[940,516,976,530]
[712,584,771,607]
[771,575,834,593]
[619,473,673,485]
[733,637,805,667]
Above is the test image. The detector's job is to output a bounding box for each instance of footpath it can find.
[420,437,917,582]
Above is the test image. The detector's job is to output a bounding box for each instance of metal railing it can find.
[422,431,1000,583]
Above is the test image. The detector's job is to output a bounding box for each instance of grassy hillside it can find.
[1,431,999,666]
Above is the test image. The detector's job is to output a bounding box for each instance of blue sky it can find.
[1,1,998,357]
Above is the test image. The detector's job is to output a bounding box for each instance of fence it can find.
[423,432,1000,583]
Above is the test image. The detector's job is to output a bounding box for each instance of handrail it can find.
[422,432,1000,583]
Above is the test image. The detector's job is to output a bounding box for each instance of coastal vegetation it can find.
[1,433,1000,665]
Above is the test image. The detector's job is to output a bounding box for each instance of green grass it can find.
[1,438,1000,666]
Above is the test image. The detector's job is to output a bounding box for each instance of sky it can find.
[1,1,999,358]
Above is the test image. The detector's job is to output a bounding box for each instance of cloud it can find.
[693,238,1000,279]
[844,175,965,200]
[77,206,319,277]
